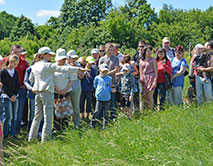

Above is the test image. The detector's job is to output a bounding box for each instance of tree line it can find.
[0,0,212,60]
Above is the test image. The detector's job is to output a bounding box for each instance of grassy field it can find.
[4,103,213,166]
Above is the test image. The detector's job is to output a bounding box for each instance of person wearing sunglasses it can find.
[99,45,105,57]
[167,45,188,105]
[162,37,175,61]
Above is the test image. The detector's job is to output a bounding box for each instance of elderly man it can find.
[162,37,175,61]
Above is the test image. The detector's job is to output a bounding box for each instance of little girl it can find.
[0,55,20,138]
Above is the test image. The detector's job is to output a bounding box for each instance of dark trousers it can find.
[22,98,29,125]
[153,83,166,107]
[90,100,110,127]
[109,92,117,120]
[80,91,93,114]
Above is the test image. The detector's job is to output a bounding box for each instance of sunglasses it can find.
[139,45,144,48]
[99,50,105,52]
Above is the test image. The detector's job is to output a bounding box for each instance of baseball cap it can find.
[86,56,95,64]
[67,50,79,58]
[100,63,109,72]
[162,37,170,43]
[55,48,68,61]
[91,48,99,54]
[38,47,55,55]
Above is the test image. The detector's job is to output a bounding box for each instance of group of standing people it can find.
[0,37,212,150]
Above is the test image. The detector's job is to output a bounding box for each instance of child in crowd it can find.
[117,64,134,119]
[80,56,97,120]
[90,63,116,129]
[0,55,20,138]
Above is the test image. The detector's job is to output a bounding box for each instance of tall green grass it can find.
[4,103,213,166]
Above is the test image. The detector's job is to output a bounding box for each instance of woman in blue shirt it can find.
[168,45,188,105]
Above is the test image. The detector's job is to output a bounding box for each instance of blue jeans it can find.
[153,83,166,107]
[2,98,18,137]
[16,88,26,134]
[167,86,183,105]
[196,76,213,104]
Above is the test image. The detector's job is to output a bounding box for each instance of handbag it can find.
[164,71,173,90]
[54,96,73,119]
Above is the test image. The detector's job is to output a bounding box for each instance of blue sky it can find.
[0,0,212,25]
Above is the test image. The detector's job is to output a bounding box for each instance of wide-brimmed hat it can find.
[38,47,55,55]
[67,50,79,58]
[55,48,68,61]
[100,63,109,72]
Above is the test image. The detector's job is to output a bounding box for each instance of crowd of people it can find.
[0,37,212,163]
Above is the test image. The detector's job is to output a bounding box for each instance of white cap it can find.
[123,63,131,71]
[91,48,99,54]
[100,63,109,72]
[38,47,55,55]
[67,50,79,58]
[55,48,68,61]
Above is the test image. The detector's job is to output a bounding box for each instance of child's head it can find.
[121,54,131,65]
[86,56,95,68]
[99,63,109,76]
[123,63,131,75]
[76,57,86,67]
[5,54,20,69]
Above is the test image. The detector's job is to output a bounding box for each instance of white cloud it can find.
[36,10,61,17]
[0,0,6,4]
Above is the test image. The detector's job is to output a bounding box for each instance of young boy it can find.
[90,63,116,129]
[118,64,134,119]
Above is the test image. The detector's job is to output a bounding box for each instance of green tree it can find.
[9,15,36,41]
[59,0,112,29]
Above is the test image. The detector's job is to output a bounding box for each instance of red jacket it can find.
[2,55,29,87]
[157,60,172,83]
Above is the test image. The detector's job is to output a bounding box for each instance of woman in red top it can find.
[153,48,172,109]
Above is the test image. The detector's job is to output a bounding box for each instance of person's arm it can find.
[24,68,33,90]
[152,59,158,89]
[172,66,187,79]
[197,66,213,72]
[139,60,144,83]
[14,70,20,96]
[0,70,14,98]
[131,62,139,76]
[108,66,120,76]
[61,80,74,95]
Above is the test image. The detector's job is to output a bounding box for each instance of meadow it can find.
[4,102,213,166]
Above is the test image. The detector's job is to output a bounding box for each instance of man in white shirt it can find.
[28,47,84,143]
